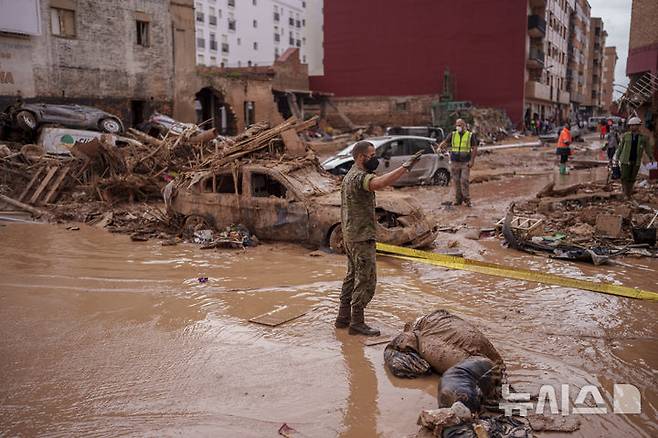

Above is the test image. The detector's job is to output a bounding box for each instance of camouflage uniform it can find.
[340,166,377,309]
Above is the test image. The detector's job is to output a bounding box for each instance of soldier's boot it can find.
[348,306,380,337]
[622,182,633,199]
[334,301,351,328]
[559,164,567,175]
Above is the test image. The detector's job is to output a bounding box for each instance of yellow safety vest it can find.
[451,131,472,154]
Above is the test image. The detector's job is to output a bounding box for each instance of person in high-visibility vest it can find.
[556,123,572,175]
[439,118,478,207]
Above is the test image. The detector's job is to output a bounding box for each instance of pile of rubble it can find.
[501,179,658,263]
[0,115,319,244]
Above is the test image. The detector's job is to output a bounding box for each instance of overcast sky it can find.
[587,0,632,98]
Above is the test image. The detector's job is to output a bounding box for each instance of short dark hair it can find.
[352,141,373,159]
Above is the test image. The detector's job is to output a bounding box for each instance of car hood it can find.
[313,190,419,215]
[321,154,353,170]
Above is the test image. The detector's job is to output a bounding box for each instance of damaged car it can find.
[165,162,439,252]
[4,102,124,134]
[322,136,451,186]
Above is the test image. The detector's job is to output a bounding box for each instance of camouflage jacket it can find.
[341,166,376,242]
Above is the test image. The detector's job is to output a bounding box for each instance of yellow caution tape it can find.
[376,242,658,301]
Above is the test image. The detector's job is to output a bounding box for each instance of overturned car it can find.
[165,162,439,251]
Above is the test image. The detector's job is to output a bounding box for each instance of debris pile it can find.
[0,115,320,245]
[501,179,658,262]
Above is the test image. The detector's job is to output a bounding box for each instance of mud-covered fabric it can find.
[340,239,377,309]
[384,309,504,378]
[341,165,376,243]
[438,356,501,412]
[384,344,431,378]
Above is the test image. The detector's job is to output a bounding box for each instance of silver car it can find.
[321,135,451,186]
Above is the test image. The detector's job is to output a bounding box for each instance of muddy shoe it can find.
[464,199,472,207]
[349,322,381,337]
[348,306,381,336]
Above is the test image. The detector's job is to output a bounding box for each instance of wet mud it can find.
[1,218,656,437]
[1,139,657,437]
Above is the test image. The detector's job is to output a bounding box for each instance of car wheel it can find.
[99,118,122,134]
[16,110,37,131]
[431,168,450,186]
[328,224,345,254]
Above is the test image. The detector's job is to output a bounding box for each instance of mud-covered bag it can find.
[384,310,504,378]
[438,356,502,412]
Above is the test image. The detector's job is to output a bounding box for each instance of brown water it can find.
[1,220,657,437]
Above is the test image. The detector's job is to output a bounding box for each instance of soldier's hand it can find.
[402,151,423,171]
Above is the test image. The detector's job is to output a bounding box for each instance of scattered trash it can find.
[249,305,309,327]
[278,423,299,438]
[198,276,208,283]
[65,225,80,231]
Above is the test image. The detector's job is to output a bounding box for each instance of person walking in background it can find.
[439,118,478,207]
[556,122,572,175]
[602,126,619,165]
[600,119,607,139]
[615,117,655,199]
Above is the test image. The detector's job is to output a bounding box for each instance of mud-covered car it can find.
[4,102,124,134]
[166,162,439,251]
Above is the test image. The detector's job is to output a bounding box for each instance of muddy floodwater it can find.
[1,214,657,436]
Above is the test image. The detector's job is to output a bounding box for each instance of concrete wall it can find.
[326,95,439,128]
[0,0,195,126]
[627,0,658,76]
[310,0,528,125]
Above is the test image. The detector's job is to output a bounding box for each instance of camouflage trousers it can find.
[340,239,377,309]
[450,161,470,203]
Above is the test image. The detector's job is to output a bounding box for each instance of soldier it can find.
[335,141,423,336]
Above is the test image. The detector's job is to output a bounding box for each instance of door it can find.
[403,138,437,184]
[243,170,309,241]
[375,138,407,175]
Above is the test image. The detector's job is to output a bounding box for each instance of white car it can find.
[321,136,451,186]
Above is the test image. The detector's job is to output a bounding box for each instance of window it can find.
[253,42,258,50]
[395,101,409,112]
[197,37,205,48]
[274,12,280,22]
[203,173,242,194]
[244,101,255,126]
[274,33,280,42]
[378,140,405,158]
[210,55,217,64]
[302,55,306,63]
[210,33,217,50]
[237,37,241,45]
[253,19,257,28]
[252,173,286,198]
[228,18,236,31]
[289,37,294,45]
[196,11,204,22]
[252,0,257,5]
[302,19,305,27]
[136,20,149,46]
[197,54,205,65]
[275,48,279,58]
[209,15,217,25]
[228,0,235,7]
[296,39,301,47]
[222,43,229,53]
[296,20,300,28]
[50,7,76,38]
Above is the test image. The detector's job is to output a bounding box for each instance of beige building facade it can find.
[601,46,617,111]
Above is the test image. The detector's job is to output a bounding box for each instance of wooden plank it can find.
[17,167,45,202]
[29,166,57,204]
[42,166,70,204]
[248,305,308,327]
[0,193,50,217]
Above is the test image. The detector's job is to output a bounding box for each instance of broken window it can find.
[216,173,242,194]
[395,101,409,112]
[251,173,286,198]
[51,7,76,38]
[244,101,255,126]
[136,20,150,47]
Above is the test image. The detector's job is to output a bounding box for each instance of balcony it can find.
[526,80,551,101]
[527,47,545,69]
[528,15,546,38]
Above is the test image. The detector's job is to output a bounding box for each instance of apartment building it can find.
[584,17,606,115]
[525,0,572,123]
[193,0,322,72]
[567,0,590,115]
[601,46,617,111]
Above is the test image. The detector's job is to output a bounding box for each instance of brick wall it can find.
[326,95,439,128]
[629,0,658,50]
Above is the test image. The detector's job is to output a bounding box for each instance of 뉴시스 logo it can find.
[499,383,642,416]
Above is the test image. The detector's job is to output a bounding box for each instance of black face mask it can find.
[364,156,379,172]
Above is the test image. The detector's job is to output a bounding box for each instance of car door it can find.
[195,170,242,227]
[375,139,407,176]
[243,169,310,241]
[400,138,437,184]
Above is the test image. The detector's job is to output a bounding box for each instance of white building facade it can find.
[193,0,323,73]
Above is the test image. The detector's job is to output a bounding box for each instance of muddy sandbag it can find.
[438,356,502,412]
[384,309,504,378]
